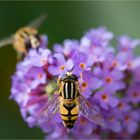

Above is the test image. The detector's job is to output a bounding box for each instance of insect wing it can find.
[77,95,104,126]
[0,35,13,48]
[38,94,60,120]
[28,13,47,29]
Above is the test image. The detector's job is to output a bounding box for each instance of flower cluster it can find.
[11,27,140,139]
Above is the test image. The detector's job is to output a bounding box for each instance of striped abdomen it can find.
[62,81,78,99]
[60,101,78,129]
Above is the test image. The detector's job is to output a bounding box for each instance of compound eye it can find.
[72,74,78,81]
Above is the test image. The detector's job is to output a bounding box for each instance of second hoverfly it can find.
[0,13,47,60]
[38,72,104,129]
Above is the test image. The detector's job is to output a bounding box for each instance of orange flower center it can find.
[117,102,124,109]
[112,60,118,67]
[125,115,130,122]
[38,73,43,79]
[122,47,128,52]
[128,61,132,68]
[41,59,46,64]
[80,118,86,124]
[105,77,112,83]
[59,65,65,71]
[79,63,86,69]
[81,82,88,89]
[109,116,115,122]
[101,94,108,101]
[132,92,139,98]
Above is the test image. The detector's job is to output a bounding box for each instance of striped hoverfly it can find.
[0,13,47,60]
[39,72,104,129]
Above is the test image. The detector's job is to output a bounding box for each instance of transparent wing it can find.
[0,35,13,48]
[0,13,47,48]
[28,13,48,29]
[37,94,60,120]
[77,95,104,126]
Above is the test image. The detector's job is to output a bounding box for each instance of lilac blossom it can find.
[10,28,140,139]
[84,26,113,47]
[71,52,93,76]
[79,70,102,98]
[102,62,125,93]
[127,84,140,104]
[117,35,140,52]
[53,39,79,58]
[121,110,139,134]
[48,53,74,76]
[94,90,119,110]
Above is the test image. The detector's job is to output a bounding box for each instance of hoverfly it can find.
[39,72,104,129]
[0,13,47,60]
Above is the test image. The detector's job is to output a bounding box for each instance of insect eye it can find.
[71,74,78,81]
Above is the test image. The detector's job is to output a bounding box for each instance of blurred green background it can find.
[0,1,140,139]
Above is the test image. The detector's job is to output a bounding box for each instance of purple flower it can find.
[94,90,119,110]
[85,27,113,47]
[121,110,139,134]
[127,84,140,104]
[133,66,140,82]
[117,35,140,52]
[28,48,51,67]
[80,41,114,63]
[104,52,128,71]
[72,52,93,76]
[39,35,48,48]
[72,116,97,138]
[53,39,79,58]
[79,70,102,98]
[106,110,122,132]
[101,63,125,93]
[116,98,131,113]
[24,67,46,90]
[10,28,140,139]
[48,53,74,76]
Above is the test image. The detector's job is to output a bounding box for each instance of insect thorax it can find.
[13,27,40,54]
[61,81,78,99]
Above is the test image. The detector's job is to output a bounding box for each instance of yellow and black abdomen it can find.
[60,101,78,129]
